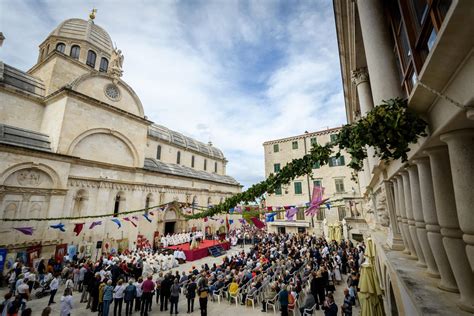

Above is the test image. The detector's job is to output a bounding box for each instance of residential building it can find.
[263,127,364,235]
[333,0,474,314]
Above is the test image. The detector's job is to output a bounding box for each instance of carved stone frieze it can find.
[17,169,42,186]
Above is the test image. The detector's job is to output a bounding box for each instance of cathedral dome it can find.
[49,18,113,54]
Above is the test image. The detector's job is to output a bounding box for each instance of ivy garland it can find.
[184,98,427,220]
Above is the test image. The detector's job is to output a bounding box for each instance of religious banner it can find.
[4,252,16,273]
[16,252,27,265]
[55,243,67,262]
[27,245,42,266]
[117,239,129,253]
[0,249,7,273]
[153,231,160,249]
[67,244,77,258]
[80,242,93,258]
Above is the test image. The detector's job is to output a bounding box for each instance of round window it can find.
[104,84,121,101]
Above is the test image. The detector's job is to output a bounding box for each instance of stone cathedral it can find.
[0,14,241,255]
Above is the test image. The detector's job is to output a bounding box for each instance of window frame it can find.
[273,144,279,153]
[191,155,195,168]
[86,50,97,68]
[99,57,109,72]
[204,159,207,171]
[156,145,161,160]
[177,151,181,164]
[70,45,80,60]
[214,161,218,173]
[273,163,281,173]
[56,42,65,53]
[292,141,299,150]
[335,178,345,193]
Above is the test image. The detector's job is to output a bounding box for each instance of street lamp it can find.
[303,131,315,229]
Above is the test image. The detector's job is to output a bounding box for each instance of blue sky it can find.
[0,0,346,188]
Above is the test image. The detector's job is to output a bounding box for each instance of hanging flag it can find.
[149,211,154,216]
[238,218,246,224]
[326,202,331,210]
[13,227,34,235]
[305,186,329,216]
[50,223,65,232]
[286,207,298,221]
[73,223,84,236]
[250,217,265,229]
[226,216,230,231]
[89,221,102,229]
[143,213,152,223]
[266,206,273,211]
[124,217,137,227]
[229,208,234,214]
[229,219,234,225]
[132,216,139,221]
[111,218,122,228]
[266,212,277,222]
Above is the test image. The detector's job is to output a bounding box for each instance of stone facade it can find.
[263,128,364,236]
[0,17,241,255]
[333,0,474,314]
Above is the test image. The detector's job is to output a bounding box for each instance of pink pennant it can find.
[305,186,329,216]
[124,217,137,227]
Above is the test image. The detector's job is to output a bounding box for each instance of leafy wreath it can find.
[185,98,427,220]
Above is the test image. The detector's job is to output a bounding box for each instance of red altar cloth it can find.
[167,240,230,261]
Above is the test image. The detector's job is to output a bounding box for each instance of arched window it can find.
[177,151,181,164]
[214,162,218,173]
[204,159,207,171]
[46,44,50,54]
[86,50,97,68]
[191,155,195,168]
[113,193,122,217]
[99,57,109,72]
[56,43,65,53]
[156,145,161,160]
[70,45,80,59]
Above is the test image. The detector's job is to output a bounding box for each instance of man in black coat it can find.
[160,274,172,311]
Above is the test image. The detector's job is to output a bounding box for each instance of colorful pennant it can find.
[50,223,66,232]
[73,223,84,236]
[13,227,34,235]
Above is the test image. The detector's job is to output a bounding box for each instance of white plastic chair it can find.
[302,303,317,316]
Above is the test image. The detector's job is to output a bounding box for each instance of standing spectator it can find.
[155,272,164,305]
[78,264,87,292]
[113,279,126,316]
[299,289,315,315]
[134,277,143,312]
[60,288,73,316]
[65,275,74,291]
[186,276,197,314]
[16,279,29,311]
[90,273,102,312]
[279,285,289,316]
[197,278,209,316]
[141,275,155,316]
[159,274,171,312]
[124,280,137,316]
[169,278,180,315]
[37,260,46,283]
[1,292,14,316]
[322,294,338,316]
[98,278,107,315]
[48,274,59,306]
[102,280,114,316]
[341,288,352,316]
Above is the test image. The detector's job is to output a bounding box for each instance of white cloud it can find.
[0,0,346,188]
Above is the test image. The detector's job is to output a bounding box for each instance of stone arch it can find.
[67,128,139,167]
[70,73,144,117]
[0,162,61,189]
[387,278,399,316]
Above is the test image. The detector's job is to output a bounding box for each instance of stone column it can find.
[440,129,474,272]
[351,68,377,176]
[384,180,404,250]
[427,146,474,312]
[408,165,436,274]
[356,0,405,105]
[401,171,421,259]
[395,175,415,257]
[415,157,457,290]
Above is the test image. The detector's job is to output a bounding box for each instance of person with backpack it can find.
[197,278,209,316]
[186,276,197,314]
[169,278,180,315]
[124,280,137,316]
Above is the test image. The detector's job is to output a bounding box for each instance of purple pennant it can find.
[89,221,102,229]
[13,227,34,235]
[286,207,298,221]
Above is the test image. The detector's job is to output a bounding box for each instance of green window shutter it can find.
[275,185,282,195]
[273,144,279,152]
[313,161,320,169]
[292,141,298,149]
[330,134,338,142]
[328,157,335,167]
[310,138,317,146]
[339,155,345,166]
[273,163,281,173]
[294,182,302,194]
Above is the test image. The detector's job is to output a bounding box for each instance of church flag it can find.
[226,216,230,231]
[50,223,66,232]
[89,221,102,229]
[111,218,122,228]
[250,217,265,229]
[124,217,137,227]
[266,212,277,222]
[73,223,84,236]
[305,186,329,216]
[13,227,34,235]
[143,213,152,223]
[286,207,298,221]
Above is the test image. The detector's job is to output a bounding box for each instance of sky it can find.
[0,0,346,188]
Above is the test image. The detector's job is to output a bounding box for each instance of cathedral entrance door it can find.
[165,221,175,235]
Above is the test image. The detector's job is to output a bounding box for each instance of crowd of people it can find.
[1,228,365,316]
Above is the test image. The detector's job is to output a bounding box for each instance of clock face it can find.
[104,84,121,101]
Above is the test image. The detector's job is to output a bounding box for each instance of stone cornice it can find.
[263,127,342,146]
[0,185,68,196]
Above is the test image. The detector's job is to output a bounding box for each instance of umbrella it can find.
[359,237,385,316]
[365,238,376,265]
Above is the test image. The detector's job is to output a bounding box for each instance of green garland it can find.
[184,98,427,220]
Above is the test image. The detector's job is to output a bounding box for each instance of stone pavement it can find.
[1,245,359,315]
